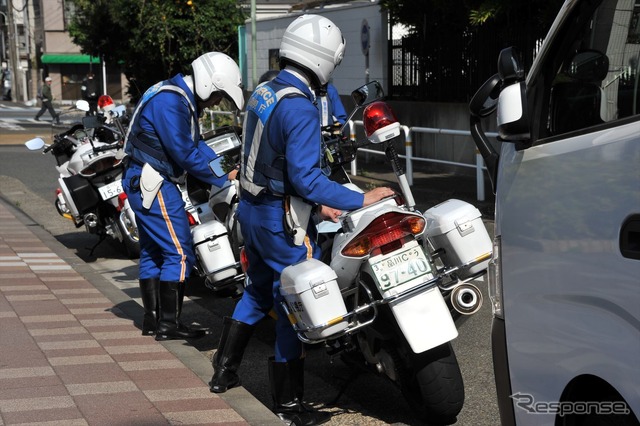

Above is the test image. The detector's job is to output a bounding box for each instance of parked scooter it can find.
[25,99,140,258]
[277,81,492,424]
[183,126,245,296]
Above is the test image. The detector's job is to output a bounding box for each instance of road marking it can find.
[0,121,26,131]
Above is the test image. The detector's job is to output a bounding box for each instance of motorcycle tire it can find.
[116,217,140,259]
[401,342,464,425]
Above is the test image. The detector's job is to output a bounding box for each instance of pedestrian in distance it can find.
[34,77,60,124]
[121,52,244,341]
[208,14,394,426]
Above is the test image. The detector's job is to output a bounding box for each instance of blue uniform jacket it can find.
[265,71,364,210]
[127,74,226,187]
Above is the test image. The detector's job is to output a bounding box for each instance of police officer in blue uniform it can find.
[208,15,394,425]
[318,82,347,127]
[122,52,244,341]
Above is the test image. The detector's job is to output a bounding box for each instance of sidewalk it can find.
[0,198,280,426]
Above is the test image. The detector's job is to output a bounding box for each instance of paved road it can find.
[0,107,500,425]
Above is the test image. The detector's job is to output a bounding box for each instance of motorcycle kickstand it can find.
[325,368,361,407]
[87,234,106,257]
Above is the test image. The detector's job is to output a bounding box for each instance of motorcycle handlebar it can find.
[92,143,121,153]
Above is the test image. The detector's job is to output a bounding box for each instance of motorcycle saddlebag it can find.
[191,221,238,282]
[280,258,348,340]
[424,199,492,279]
[62,174,100,214]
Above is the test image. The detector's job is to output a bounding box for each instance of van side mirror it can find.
[496,47,530,141]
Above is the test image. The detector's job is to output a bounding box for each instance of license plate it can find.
[98,180,123,200]
[370,244,432,292]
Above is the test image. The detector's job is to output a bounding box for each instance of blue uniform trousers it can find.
[232,196,320,362]
[123,163,194,282]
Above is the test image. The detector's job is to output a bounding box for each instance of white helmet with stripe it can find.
[191,52,244,110]
[279,14,345,87]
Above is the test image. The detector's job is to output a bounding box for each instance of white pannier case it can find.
[424,199,492,279]
[191,221,238,282]
[280,258,348,339]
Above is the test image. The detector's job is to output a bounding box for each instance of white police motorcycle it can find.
[276,81,492,424]
[25,100,139,258]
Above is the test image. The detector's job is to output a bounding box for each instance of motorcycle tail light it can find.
[117,193,127,211]
[363,101,401,144]
[240,247,249,273]
[185,210,198,227]
[341,212,425,258]
[80,156,122,177]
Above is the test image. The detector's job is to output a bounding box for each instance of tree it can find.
[68,0,246,101]
[380,0,563,101]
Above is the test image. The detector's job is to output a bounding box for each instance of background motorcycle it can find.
[278,81,492,424]
[182,126,245,297]
[25,99,140,259]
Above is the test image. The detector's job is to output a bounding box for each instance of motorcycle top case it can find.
[280,258,348,340]
[191,221,237,282]
[424,199,492,279]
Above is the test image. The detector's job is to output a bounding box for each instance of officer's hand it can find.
[318,205,342,223]
[227,169,239,181]
[363,187,395,207]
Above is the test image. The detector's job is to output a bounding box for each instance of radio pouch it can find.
[283,196,313,246]
[140,163,164,209]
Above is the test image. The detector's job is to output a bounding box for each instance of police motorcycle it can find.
[275,81,492,424]
[181,126,245,296]
[25,99,140,259]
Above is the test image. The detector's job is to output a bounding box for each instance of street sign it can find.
[361,19,370,56]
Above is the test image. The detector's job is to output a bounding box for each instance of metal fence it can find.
[205,110,497,202]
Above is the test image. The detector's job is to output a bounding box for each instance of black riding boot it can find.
[139,278,159,335]
[155,281,207,341]
[209,317,254,393]
[269,357,331,426]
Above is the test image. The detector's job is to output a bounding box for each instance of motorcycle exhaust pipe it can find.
[83,213,99,233]
[450,283,483,315]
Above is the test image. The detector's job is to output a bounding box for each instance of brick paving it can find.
[0,200,256,425]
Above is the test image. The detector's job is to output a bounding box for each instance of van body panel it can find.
[497,120,640,423]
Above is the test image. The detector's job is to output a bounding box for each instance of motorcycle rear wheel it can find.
[401,342,464,425]
[116,217,140,259]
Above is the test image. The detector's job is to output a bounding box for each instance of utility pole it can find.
[7,0,22,102]
[251,0,257,88]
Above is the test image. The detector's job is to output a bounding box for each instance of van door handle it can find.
[620,215,640,260]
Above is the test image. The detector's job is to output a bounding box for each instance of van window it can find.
[541,0,640,138]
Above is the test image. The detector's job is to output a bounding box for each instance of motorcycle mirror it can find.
[208,157,227,178]
[75,100,90,112]
[351,81,384,107]
[25,138,46,151]
[340,80,386,134]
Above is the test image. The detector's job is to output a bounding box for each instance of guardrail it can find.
[205,110,498,202]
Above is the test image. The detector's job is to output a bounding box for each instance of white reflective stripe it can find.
[122,84,197,155]
[242,86,306,196]
[282,32,336,62]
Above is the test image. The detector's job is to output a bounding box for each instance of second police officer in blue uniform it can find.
[208,15,394,426]
[122,52,245,341]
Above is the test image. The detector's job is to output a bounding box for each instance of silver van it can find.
[470,0,640,425]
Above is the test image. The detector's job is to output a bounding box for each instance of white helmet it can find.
[191,52,244,110]
[279,14,345,86]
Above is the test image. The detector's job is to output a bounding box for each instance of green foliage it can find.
[380,0,564,101]
[68,0,246,101]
